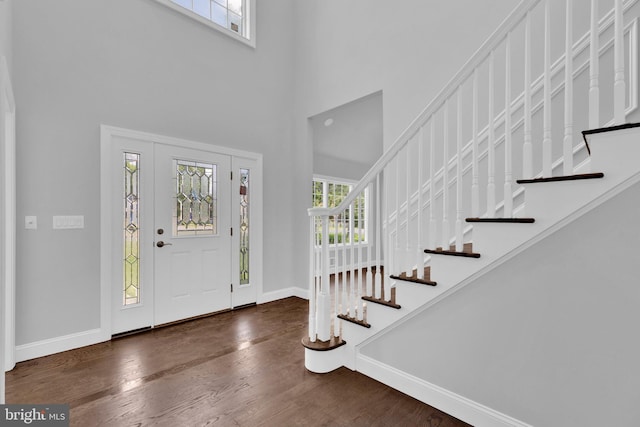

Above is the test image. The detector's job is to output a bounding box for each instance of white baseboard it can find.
[259,287,308,304]
[356,354,532,427]
[15,328,108,364]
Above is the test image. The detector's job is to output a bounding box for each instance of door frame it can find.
[100,125,263,336]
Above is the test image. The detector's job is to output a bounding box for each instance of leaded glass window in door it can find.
[175,160,217,236]
[123,152,140,306]
[239,168,249,284]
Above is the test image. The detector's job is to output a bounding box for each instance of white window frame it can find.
[312,175,369,247]
[154,0,256,48]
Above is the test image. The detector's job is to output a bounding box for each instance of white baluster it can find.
[308,216,316,341]
[374,174,382,299]
[405,141,412,276]
[383,166,391,303]
[523,10,533,180]
[429,117,437,250]
[442,101,450,251]
[366,185,373,298]
[563,0,574,175]
[590,0,600,129]
[543,0,553,177]
[487,51,497,218]
[356,194,364,321]
[614,0,626,125]
[417,127,425,279]
[333,214,340,335]
[455,87,464,249]
[349,202,355,317]
[504,32,513,218]
[472,69,480,218]
[341,211,348,315]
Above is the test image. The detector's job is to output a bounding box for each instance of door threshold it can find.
[112,326,152,339]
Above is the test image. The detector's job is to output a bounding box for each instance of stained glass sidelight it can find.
[175,160,217,236]
[239,168,250,285]
[123,153,140,306]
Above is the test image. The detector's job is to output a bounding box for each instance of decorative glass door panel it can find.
[153,144,231,325]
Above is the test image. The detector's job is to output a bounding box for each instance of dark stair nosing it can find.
[362,295,401,309]
[301,336,347,351]
[337,314,371,328]
[516,172,604,185]
[466,217,535,223]
[582,122,640,154]
[424,248,481,258]
[389,273,437,286]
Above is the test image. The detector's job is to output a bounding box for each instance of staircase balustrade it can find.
[306,0,638,346]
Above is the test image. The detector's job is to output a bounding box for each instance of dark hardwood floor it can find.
[6,297,470,426]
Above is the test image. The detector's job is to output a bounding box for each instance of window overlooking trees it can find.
[312,177,367,245]
[156,0,255,47]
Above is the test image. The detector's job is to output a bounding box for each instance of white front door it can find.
[109,134,236,334]
[153,144,231,325]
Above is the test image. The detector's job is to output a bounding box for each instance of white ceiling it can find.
[310,91,383,175]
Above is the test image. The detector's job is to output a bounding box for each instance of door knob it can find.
[156,241,172,248]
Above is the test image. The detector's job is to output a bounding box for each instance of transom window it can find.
[155,0,255,47]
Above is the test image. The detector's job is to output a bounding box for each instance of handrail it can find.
[308,0,540,218]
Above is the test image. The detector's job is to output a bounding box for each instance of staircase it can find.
[304,1,640,426]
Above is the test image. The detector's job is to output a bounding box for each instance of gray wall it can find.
[361,180,640,427]
[12,0,296,345]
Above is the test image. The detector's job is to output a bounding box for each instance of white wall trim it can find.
[356,354,533,427]
[15,329,105,363]
[1,54,16,377]
[259,287,308,304]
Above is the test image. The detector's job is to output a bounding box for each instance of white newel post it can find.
[417,127,425,279]
[429,118,437,249]
[614,0,626,124]
[317,214,331,341]
[308,216,317,341]
[471,69,480,218]
[375,174,382,299]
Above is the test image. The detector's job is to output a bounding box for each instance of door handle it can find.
[156,241,173,248]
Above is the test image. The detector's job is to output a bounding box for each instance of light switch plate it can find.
[53,215,85,229]
[25,216,37,230]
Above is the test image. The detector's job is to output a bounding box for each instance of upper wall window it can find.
[155,0,256,47]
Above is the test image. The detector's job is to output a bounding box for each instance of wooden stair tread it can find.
[390,267,437,286]
[337,314,371,328]
[466,217,535,223]
[516,172,604,185]
[301,336,346,351]
[424,242,480,258]
[362,295,401,309]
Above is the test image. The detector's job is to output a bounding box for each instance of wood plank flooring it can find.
[6,297,471,427]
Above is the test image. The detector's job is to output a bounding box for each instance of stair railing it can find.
[307,0,638,345]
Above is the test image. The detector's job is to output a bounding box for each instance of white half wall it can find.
[360,179,640,426]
